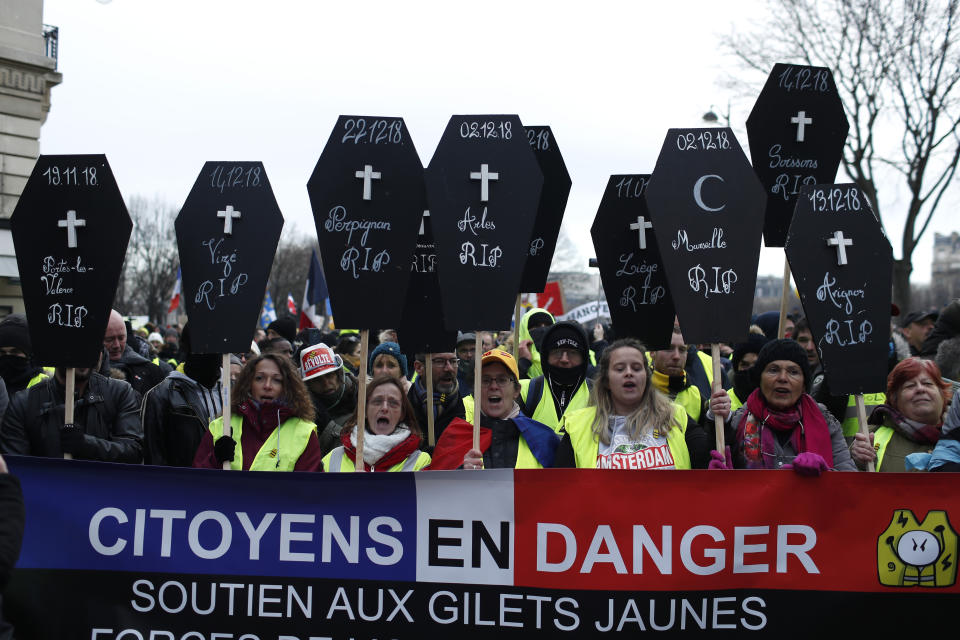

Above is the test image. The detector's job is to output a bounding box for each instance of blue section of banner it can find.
[7,456,417,581]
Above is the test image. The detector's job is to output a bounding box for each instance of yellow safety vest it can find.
[873,425,895,472]
[841,393,886,437]
[696,350,715,386]
[673,386,702,422]
[458,397,551,469]
[323,446,431,472]
[519,378,590,433]
[209,414,316,471]
[727,388,745,413]
[27,372,48,388]
[560,405,690,469]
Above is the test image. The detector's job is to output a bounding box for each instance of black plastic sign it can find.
[307,116,425,329]
[590,174,675,350]
[519,126,572,293]
[397,204,458,355]
[785,184,892,394]
[425,114,543,331]
[175,161,283,354]
[746,63,849,247]
[11,154,132,367]
[645,128,766,344]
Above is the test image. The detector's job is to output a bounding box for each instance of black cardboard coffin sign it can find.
[397,205,458,355]
[425,115,543,331]
[175,161,283,354]
[746,63,849,247]
[645,128,766,345]
[11,155,131,367]
[519,126,572,293]
[307,116,425,329]
[785,184,892,395]
[590,174,675,350]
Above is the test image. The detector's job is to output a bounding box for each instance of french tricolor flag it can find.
[299,250,328,330]
[168,267,182,313]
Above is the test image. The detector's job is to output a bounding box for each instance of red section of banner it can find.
[538,281,565,317]
[513,469,960,594]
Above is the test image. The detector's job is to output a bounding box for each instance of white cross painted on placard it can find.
[58,210,86,248]
[470,164,499,202]
[355,164,381,201]
[217,205,241,235]
[419,210,430,236]
[791,110,813,142]
[629,215,653,250]
[827,230,853,265]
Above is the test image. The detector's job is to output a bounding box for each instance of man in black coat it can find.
[104,310,167,399]
[0,351,142,463]
[141,324,223,466]
[408,350,465,446]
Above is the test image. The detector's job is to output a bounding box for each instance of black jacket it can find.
[0,373,142,463]
[141,371,222,467]
[109,346,167,400]
[408,376,465,447]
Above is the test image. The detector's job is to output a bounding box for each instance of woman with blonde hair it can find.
[193,353,323,471]
[554,338,709,469]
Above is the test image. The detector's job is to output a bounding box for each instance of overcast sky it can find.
[39,0,957,284]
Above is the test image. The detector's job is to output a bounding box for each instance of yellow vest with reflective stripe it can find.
[209,414,316,471]
[322,446,431,472]
[561,405,690,469]
[519,378,590,433]
[841,393,886,437]
[459,396,549,469]
[872,425,895,471]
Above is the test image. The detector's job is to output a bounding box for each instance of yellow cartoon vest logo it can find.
[878,510,957,587]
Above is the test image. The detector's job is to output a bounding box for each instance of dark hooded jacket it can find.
[110,345,168,400]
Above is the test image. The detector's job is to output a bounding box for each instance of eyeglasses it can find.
[762,364,803,379]
[481,375,514,387]
[370,397,402,409]
[431,357,460,367]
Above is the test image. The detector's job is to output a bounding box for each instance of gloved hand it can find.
[708,446,733,470]
[60,423,85,455]
[788,451,828,476]
[214,435,237,464]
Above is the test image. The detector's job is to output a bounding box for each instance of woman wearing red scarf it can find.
[850,357,952,472]
[713,339,856,473]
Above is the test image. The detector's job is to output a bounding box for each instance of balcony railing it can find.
[42,24,58,69]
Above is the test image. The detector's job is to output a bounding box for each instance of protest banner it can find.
[11,154,132,459]
[746,63,849,336]
[425,115,543,447]
[175,161,284,466]
[786,183,893,468]
[646,128,766,449]
[307,115,426,467]
[591,174,676,350]
[5,456,959,638]
[557,300,611,325]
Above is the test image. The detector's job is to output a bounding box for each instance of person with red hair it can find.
[851,357,953,472]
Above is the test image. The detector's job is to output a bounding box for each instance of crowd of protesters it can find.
[0,298,958,475]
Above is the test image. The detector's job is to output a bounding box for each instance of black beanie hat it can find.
[267,316,297,343]
[542,322,588,360]
[731,333,771,370]
[0,313,32,357]
[750,338,811,390]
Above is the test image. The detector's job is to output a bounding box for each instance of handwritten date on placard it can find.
[459,121,513,140]
[675,131,731,152]
[209,165,262,194]
[527,129,550,150]
[341,119,403,145]
[778,66,831,93]
[614,176,647,199]
[808,187,862,212]
[41,166,98,187]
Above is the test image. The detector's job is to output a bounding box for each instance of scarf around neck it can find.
[739,389,833,469]
[869,404,942,445]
